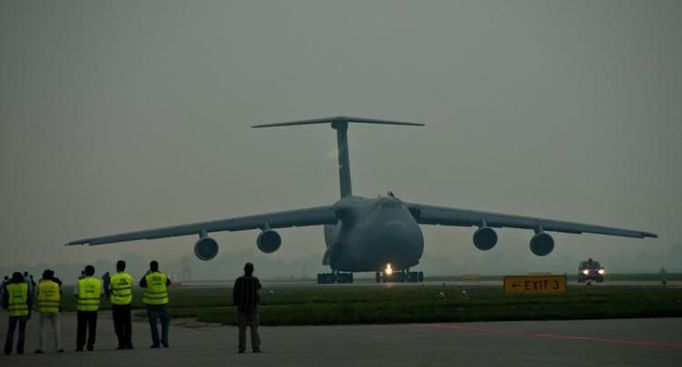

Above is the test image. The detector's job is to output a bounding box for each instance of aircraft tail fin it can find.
[252,116,424,198]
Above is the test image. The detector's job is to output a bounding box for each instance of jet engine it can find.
[257,230,281,254]
[194,236,219,261]
[529,232,554,256]
[473,227,497,251]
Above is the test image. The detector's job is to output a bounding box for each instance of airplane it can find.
[66,116,657,283]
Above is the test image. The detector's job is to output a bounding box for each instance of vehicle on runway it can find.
[578,258,605,283]
[67,116,657,284]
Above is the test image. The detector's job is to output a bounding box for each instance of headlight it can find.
[598,269,605,275]
[385,263,393,276]
[582,270,589,275]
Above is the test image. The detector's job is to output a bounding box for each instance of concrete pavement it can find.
[1,310,680,367]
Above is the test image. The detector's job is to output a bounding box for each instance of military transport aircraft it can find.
[67,116,657,283]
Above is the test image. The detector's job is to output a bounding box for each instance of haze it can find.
[1,0,680,281]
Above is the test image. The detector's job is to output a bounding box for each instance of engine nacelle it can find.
[529,232,554,256]
[257,230,281,254]
[194,236,219,261]
[473,227,497,251]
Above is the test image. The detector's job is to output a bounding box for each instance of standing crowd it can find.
[2,260,173,354]
[2,261,262,355]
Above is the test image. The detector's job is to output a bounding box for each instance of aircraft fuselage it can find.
[323,196,424,272]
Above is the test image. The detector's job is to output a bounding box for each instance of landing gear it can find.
[376,269,424,283]
[317,273,336,284]
[317,271,354,284]
[336,272,353,283]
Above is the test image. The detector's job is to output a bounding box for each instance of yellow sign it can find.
[503,275,567,294]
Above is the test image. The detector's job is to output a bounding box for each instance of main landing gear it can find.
[375,269,424,283]
[317,271,354,284]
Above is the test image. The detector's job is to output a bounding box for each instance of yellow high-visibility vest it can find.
[143,272,168,305]
[77,277,102,311]
[37,279,61,313]
[110,272,133,305]
[6,283,29,317]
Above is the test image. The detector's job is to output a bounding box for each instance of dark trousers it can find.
[146,304,170,347]
[237,308,260,352]
[4,316,27,355]
[76,311,98,350]
[112,304,133,348]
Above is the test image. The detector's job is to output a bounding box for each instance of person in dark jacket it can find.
[232,262,261,353]
[3,272,31,355]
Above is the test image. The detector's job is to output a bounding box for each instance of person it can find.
[35,269,63,353]
[23,272,35,300]
[102,272,111,298]
[139,260,171,348]
[74,265,102,352]
[232,262,262,353]
[3,272,31,355]
[0,276,7,301]
[109,260,134,350]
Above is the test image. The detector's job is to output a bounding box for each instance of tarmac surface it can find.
[1,310,680,367]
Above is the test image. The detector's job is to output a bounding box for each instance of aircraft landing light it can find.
[385,263,394,276]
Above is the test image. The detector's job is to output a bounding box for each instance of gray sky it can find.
[1,0,681,279]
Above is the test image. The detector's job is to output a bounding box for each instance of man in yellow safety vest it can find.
[74,265,102,352]
[109,260,134,350]
[34,269,64,353]
[3,272,31,355]
[139,260,171,348]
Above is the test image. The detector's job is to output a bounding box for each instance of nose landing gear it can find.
[375,269,424,283]
[317,271,354,284]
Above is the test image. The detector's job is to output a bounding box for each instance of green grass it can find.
[59,283,682,326]
[428,272,682,282]
[165,285,682,325]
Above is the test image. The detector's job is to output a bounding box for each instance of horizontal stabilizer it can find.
[252,115,423,198]
[252,116,424,128]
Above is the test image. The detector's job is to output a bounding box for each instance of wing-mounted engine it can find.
[194,235,219,261]
[473,226,497,251]
[530,232,554,256]
[257,229,281,253]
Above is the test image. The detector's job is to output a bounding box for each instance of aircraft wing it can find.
[66,205,338,246]
[406,203,657,239]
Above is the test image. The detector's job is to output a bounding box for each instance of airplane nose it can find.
[383,220,411,240]
[359,217,423,269]
[385,220,407,231]
[380,220,413,246]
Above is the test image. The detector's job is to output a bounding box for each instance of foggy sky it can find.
[1,0,681,279]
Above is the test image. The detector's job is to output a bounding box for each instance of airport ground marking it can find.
[421,324,682,350]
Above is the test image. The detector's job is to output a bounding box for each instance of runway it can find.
[1,311,680,367]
